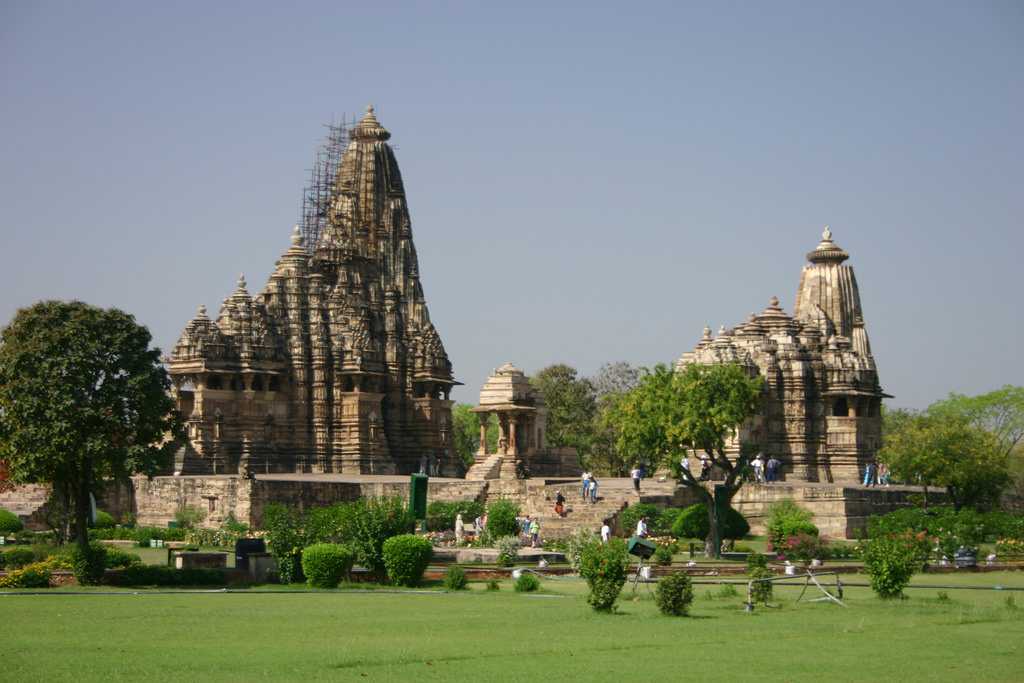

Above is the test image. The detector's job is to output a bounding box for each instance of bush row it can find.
[426,501,485,532]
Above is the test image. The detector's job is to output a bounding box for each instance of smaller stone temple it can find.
[676,227,888,483]
[465,363,580,480]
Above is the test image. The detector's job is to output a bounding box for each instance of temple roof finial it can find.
[291,225,303,246]
[237,273,247,290]
[351,103,391,142]
[196,304,208,319]
[808,225,849,264]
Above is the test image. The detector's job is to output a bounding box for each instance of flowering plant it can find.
[995,538,1024,557]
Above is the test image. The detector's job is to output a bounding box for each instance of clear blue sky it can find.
[2,1,1021,408]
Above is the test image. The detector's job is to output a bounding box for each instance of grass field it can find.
[3,572,1023,682]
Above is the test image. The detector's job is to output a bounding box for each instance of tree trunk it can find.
[73,470,92,554]
[922,485,930,510]
[708,502,722,559]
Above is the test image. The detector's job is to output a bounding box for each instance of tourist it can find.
[636,516,649,538]
[520,515,532,541]
[589,477,599,503]
[863,462,876,487]
[767,456,781,482]
[554,490,566,517]
[878,462,891,486]
[581,471,591,501]
[631,465,642,492]
[699,455,712,481]
[529,517,540,548]
[455,513,465,543]
[474,514,484,539]
[601,519,611,543]
[752,453,765,483]
[680,456,691,479]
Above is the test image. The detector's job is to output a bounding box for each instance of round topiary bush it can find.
[514,572,540,592]
[486,500,521,539]
[382,534,433,587]
[655,571,694,616]
[653,543,675,566]
[671,503,749,540]
[70,541,108,586]
[443,565,468,590]
[0,508,24,535]
[92,511,116,529]
[301,543,355,588]
[579,538,629,612]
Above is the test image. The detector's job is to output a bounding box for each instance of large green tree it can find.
[589,362,641,476]
[531,364,596,462]
[880,411,1008,510]
[0,301,181,551]
[615,362,763,556]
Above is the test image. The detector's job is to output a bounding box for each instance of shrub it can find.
[174,506,206,530]
[496,535,521,567]
[443,565,468,590]
[486,578,500,591]
[0,561,52,588]
[746,552,768,571]
[862,533,920,599]
[619,503,660,537]
[671,504,750,540]
[2,547,36,569]
[766,499,818,550]
[301,543,355,588]
[654,508,685,536]
[262,504,305,584]
[70,541,107,586]
[426,501,485,532]
[655,571,694,616]
[782,533,830,564]
[185,515,250,549]
[653,544,675,566]
[106,565,225,587]
[104,547,142,569]
[486,500,521,539]
[579,538,629,612]
[514,572,540,592]
[91,510,116,529]
[749,566,773,604]
[382,534,433,587]
[564,528,596,571]
[347,498,417,580]
[0,508,24,535]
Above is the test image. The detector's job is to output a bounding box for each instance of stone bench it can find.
[174,551,227,570]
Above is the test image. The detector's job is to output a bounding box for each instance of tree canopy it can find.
[614,362,763,555]
[0,301,181,549]
[530,364,597,460]
[451,403,496,468]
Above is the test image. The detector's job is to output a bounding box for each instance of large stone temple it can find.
[167,107,460,477]
[676,227,887,482]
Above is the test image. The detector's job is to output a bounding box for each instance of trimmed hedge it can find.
[92,511,116,529]
[514,572,540,592]
[382,534,433,587]
[0,508,24,535]
[106,565,226,587]
[2,547,36,570]
[302,543,355,588]
[671,503,750,540]
[103,547,143,569]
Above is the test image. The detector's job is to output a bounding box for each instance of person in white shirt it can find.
[751,453,765,484]
[600,521,611,543]
[680,456,691,478]
[630,466,642,492]
[635,517,649,538]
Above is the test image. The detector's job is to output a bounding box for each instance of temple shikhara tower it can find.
[168,107,459,477]
[676,227,887,482]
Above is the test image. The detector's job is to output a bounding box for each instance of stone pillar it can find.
[478,413,489,455]
[498,414,509,455]
[508,416,518,456]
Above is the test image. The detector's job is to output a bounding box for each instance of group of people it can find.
[750,453,783,483]
[680,455,714,481]
[862,462,891,486]
[518,515,541,547]
[580,472,600,503]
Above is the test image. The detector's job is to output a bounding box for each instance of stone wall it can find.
[731,484,930,539]
[131,475,488,529]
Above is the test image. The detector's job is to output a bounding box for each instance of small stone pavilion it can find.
[466,363,580,480]
[676,227,888,483]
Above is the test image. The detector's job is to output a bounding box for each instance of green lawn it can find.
[2,573,1023,682]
